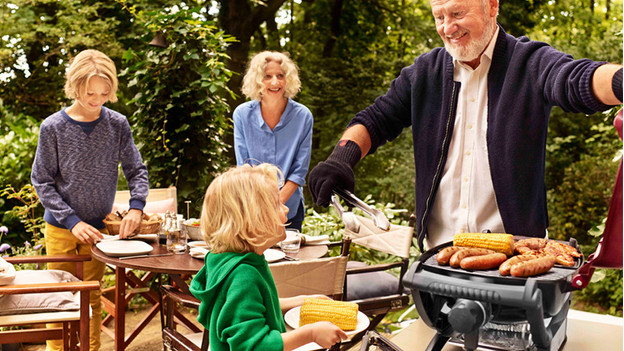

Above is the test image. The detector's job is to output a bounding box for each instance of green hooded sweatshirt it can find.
[190,251,286,351]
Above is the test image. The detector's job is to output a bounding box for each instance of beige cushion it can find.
[0,270,80,315]
[269,256,348,298]
[112,197,177,214]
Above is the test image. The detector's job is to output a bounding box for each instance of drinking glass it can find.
[281,234,301,255]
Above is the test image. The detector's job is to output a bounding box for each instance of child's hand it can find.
[307,321,348,348]
[119,209,142,239]
[71,222,104,244]
[282,320,348,350]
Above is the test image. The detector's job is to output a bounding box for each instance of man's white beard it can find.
[445,21,496,63]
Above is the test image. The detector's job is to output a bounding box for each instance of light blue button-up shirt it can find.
[233,98,313,219]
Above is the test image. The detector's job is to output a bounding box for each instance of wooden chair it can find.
[0,255,100,351]
[330,206,415,350]
[160,240,351,351]
[112,186,178,214]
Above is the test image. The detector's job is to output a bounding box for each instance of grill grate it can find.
[421,254,580,283]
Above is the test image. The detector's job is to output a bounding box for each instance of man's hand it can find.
[71,222,104,244]
[119,209,143,239]
[308,139,362,207]
[308,160,356,207]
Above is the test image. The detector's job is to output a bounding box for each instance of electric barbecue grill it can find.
[402,110,623,351]
[349,111,623,351]
[404,239,583,351]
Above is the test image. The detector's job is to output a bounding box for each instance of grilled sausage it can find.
[436,246,465,265]
[499,255,540,276]
[510,256,556,277]
[460,253,508,270]
[449,248,495,268]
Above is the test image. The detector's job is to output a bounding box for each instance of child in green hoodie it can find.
[190,163,347,351]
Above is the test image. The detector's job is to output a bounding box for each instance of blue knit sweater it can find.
[31,107,149,230]
[349,26,617,250]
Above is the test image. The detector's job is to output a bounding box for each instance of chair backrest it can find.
[269,255,349,299]
[112,187,177,214]
[344,214,414,258]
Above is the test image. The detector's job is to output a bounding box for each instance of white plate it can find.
[100,233,158,241]
[189,247,209,259]
[188,241,208,248]
[263,248,286,263]
[96,240,154,257]
[284,306,369,336]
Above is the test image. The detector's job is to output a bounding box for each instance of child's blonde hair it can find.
[201,163,285,254]
[64,49,119,103]
[241,51,301,101]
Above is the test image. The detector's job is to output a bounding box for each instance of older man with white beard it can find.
[308,0,623,252]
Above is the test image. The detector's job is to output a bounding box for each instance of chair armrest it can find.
[161,285,200,309]
[0,281,100,294]
[346,262,404,274]
[4,255,92,265]
[327,241,343,248]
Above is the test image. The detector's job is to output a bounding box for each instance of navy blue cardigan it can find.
[350,26,615,251]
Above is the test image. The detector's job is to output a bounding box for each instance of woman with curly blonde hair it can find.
[234,51,313,231]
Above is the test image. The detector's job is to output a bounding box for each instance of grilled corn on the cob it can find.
[453,233,515,256]
[299,298,358,331]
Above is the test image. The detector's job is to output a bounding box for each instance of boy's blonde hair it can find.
[201,163,285,254]
[241,51,301,101]
[64,49,119,103]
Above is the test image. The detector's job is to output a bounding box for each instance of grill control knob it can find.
[448,299,491,334]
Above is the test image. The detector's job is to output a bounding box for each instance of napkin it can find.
[301,234,330,246]
[190,247,209,259]
[0,257,16,285]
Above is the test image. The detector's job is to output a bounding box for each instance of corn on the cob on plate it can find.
[299,298,358,331]
[453,233,515,256]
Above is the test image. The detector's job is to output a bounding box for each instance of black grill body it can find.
[404,241,583,351]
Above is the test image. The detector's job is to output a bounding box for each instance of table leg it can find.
[115,267,126,351]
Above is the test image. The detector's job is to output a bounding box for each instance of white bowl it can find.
[183,224,204,241]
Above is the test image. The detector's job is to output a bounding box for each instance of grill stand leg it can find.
[463,331,479,351]
[524,279,570,351]
[425,332,451,351]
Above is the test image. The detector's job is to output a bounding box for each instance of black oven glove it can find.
[308,140,362,206]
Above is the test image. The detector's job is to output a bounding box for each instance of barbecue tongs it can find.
[330,189,391,232]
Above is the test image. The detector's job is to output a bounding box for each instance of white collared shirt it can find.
[426,27,505,249]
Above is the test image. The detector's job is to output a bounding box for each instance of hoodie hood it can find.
[189,251,286,350]
[190,251,267,305]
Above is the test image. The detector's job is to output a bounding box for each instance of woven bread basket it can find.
[103,216,162,235]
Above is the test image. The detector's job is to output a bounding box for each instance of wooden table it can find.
[91,241,328,351]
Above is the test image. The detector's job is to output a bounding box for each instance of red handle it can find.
[572,109,623,289]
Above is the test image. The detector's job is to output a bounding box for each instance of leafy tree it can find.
[120,5,235,215]
[0,0,126,118]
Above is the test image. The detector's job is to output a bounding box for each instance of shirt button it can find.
[467,124,473,129]
[464,177,469,182]
[462,204,467,209]
[470,97,475,102]
[465,151,471,156]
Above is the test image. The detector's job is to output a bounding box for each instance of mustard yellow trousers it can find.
[45,223,106,351]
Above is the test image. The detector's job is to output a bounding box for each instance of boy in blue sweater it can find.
[31,49,149,350]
